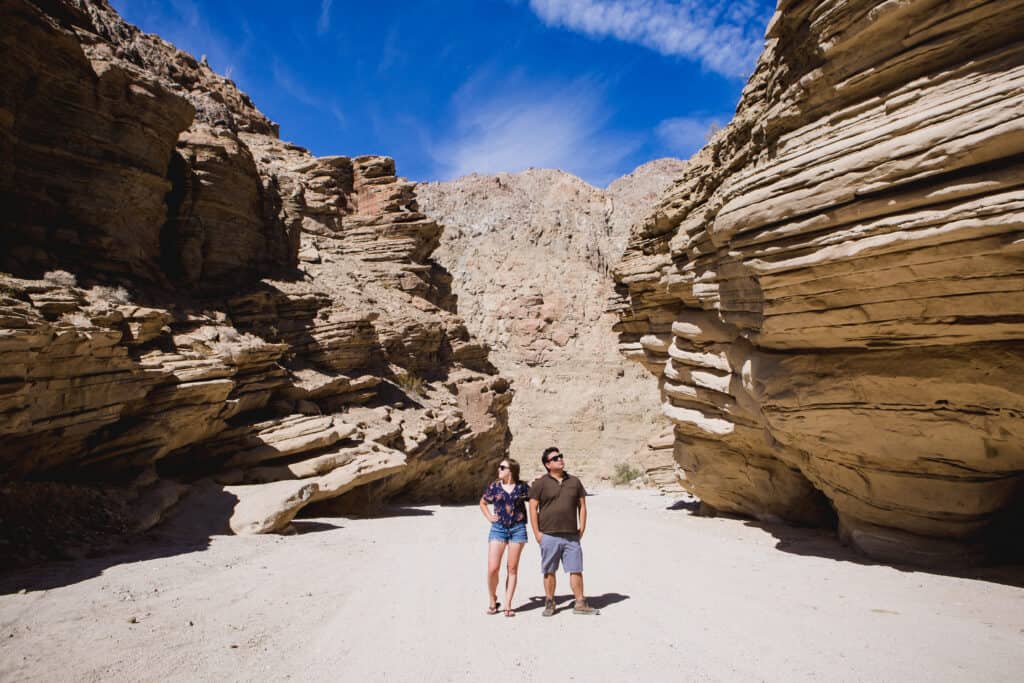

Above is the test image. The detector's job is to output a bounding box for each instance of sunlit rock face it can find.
[612,0,1024,566]
[417,161,686,482]
[0,0,511,560]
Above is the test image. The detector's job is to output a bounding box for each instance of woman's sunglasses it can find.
[498,465,510,470]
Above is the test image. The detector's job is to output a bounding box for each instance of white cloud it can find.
[121,0,249,82]
[526,0,770,78]
[429,72,641,186]
[271,62,324,109]
[330,104,348,129]
[269,63,349,132]
[317,0,333,35]
[656,115,724,157]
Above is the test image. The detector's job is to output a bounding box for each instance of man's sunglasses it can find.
[545,454,564,463]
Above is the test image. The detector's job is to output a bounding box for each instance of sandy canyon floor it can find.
[1,489,1022,682]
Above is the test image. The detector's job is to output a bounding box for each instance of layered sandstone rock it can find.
[418,162,684,481]
[0,0,511,562]
[613,0,1024,565]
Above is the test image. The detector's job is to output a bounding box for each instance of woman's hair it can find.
[501,458,521,483]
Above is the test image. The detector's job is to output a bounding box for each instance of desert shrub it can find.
[60,311,93,328]
[218,326,241,343]
[396,371,426,396]
[612,462,644,486]
[211,330,267,359]
[43,270,77,288]
[90,285,132,304]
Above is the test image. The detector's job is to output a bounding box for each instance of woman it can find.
[479,458,529,617]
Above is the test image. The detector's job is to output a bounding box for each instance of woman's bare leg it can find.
[487,541,506,611]
[503,542,525,614]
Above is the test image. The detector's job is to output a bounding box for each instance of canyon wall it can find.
[418,162,684,482]
[613,0,1024,565]
[0,0,510,563]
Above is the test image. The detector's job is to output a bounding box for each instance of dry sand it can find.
[1,489,1022,682]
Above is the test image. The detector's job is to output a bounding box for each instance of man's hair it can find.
[541,446,560,469]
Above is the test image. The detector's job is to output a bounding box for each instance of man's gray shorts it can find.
[539,533,583,574]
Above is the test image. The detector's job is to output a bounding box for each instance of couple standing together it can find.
[478,446,600,617]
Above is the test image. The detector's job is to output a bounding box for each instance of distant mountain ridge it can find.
[417,158,686,480]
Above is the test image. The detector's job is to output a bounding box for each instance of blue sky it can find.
[111,0,775,187]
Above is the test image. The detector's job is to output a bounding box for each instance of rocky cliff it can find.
[613,0,1024,565]
[418,161,685,481]
[0,0,511,563]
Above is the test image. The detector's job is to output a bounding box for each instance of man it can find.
[528,446,600,616]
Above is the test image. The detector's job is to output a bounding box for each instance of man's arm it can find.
[578,496,587,539]
[529,498,542,543]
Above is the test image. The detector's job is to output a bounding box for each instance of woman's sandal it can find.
[486,601,500,615]
[504,608,516,618]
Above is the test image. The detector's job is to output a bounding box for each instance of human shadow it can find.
[515,592,630,614]
[585,592,630,610]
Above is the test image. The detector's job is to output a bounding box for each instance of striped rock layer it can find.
[0,0,511,561]
[612,0,1024,565]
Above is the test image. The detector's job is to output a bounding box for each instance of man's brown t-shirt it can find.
[529,473,587,534]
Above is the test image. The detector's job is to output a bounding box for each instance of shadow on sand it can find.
[666,500,1024,589]
[338,505,435,519]
[0,496,436,595]
[0,485,243,596]
[665,498,701,513]
[287,520,344,534]
[515,592,630,614]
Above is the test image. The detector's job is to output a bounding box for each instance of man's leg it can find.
[565,537,599,615]
[539,534,560,616]
[544,572,556,600]
[569,572,584,601]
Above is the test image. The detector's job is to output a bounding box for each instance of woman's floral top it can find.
[482,481,529,527]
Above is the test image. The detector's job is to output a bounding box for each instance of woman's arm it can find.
[479,497,497,523]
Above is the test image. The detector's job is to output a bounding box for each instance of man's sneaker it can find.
[572,600,600,615]
[542,600,557,617]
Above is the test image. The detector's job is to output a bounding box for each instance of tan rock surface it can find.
[613,0,1024,564]
[418,161,685,481]
[0,0,511,562]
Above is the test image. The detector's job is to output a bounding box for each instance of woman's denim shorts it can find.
[489,521,528,543]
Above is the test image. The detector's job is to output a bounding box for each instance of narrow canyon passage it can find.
[2,489,1021,682]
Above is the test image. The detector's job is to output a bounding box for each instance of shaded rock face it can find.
[418,162,684,481]
[0,0,511,562]
[161,125,295,289]
[0,0,194,281]
[613,0,1024,566]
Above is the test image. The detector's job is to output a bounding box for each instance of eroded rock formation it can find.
[614,0,1024,565]
[0,0,511,562]
[418,162,685,480]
